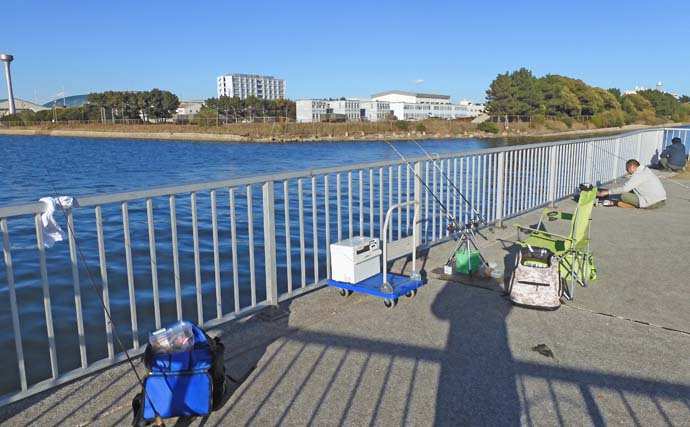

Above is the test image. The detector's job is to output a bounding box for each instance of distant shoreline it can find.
[0,122,683,144]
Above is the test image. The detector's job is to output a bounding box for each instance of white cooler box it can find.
[330,237,381,284]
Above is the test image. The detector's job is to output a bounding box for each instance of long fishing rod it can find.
[383,140,461,233]
[409,139,490,227]
[384,141,490,268]
[43,179,166,426]
[589,141,690,190]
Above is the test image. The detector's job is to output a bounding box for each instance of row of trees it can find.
[485,68,690,127]
[87,89,179,120]
[0,89,181,124]
[200,96,296,122]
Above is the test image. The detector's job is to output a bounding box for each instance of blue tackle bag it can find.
[132,321,226,426]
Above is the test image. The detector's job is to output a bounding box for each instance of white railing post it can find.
[414,162,422,246]
[585,141,594,185]
[613,138,622,183]
[547,146,558,207]
[495,152,505,228]
[263,180,278,306]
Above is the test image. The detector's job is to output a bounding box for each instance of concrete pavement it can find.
[2,176,689,426]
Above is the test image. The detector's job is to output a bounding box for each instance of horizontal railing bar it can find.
[0,127,675,217]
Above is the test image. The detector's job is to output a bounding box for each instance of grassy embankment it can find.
[0,118,683,143]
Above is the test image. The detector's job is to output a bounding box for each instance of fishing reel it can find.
[462,221,479,231]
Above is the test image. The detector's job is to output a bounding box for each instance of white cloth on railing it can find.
[38,196,79,248]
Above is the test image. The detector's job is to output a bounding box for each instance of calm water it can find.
[0,134,527,394]
[0,135,521,205]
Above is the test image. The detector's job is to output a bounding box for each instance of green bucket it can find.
[455,248,481,274]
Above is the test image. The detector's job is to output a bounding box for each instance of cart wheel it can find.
[384,298,398,308]
[338,288,352,297]
[405,289,417,299]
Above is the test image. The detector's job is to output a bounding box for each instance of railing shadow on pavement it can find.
[206,282,689,426]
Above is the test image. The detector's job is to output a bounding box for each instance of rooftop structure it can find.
[0,98,48,116]
[371,90,451,104]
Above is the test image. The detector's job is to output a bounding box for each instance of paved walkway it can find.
[2,177,689,426]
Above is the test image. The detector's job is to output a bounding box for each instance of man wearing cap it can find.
[658,137,687,171]
[597,159,666,208]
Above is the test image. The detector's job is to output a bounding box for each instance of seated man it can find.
[597,159,666,209]
[659,137,687,171]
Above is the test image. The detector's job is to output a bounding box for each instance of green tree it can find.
[511,68,543,115]
[607,88,621,101]
[195,106,219,125]
[539,75,581,116]
[637,89,685,119]
[485,72,515,115]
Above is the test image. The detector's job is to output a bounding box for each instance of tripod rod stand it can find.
[446,222,489,277]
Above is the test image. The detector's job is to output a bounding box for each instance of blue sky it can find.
[2,0,689,105]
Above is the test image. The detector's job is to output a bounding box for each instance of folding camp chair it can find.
[514,187,598,299]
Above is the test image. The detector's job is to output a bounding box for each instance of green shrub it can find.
[544,120,567,131]
[591,110,624,128]
[477,121,499,133]
[415,123,426,132]
[0,114,23,125]
[394,120,410,131]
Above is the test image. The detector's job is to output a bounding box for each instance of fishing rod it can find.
[383,140,460,233]
[43,180,167,426]
[383,140,490,272]
[409,139,490,228]
[589,141,690,190]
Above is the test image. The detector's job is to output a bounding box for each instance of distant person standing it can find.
[597,159,666,208]
[659,137,687,171]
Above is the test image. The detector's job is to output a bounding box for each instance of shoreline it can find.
[0,122,684,144]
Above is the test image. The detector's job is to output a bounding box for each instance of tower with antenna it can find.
[0,53,16,115]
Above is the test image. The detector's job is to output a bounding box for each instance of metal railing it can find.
[0,127,686,405]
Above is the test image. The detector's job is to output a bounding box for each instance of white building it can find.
[175,100,204,115]
[360,100,392,122]
[296,90,483,123]
[296,99,329,122]
[216,74,286,100]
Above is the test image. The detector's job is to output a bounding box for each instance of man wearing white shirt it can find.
[596,159,666,209]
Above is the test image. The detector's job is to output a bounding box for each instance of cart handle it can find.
[382,200,420,287]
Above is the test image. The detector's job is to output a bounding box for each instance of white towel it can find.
[38,196,79,248]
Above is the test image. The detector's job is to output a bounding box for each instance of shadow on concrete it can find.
[431,278,519,425]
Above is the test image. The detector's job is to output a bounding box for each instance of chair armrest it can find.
[540,209,573,221]
[515,224,573,242]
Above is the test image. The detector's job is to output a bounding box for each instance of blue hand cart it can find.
[327,201,424,308]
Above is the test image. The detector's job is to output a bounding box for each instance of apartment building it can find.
[216,74,286,100]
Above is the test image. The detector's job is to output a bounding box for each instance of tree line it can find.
[0,89,180,123]
[485,68,690,127]
[86,89,180,121]
[199,96,296,122]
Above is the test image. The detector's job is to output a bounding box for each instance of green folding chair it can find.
[515,187,598,299]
